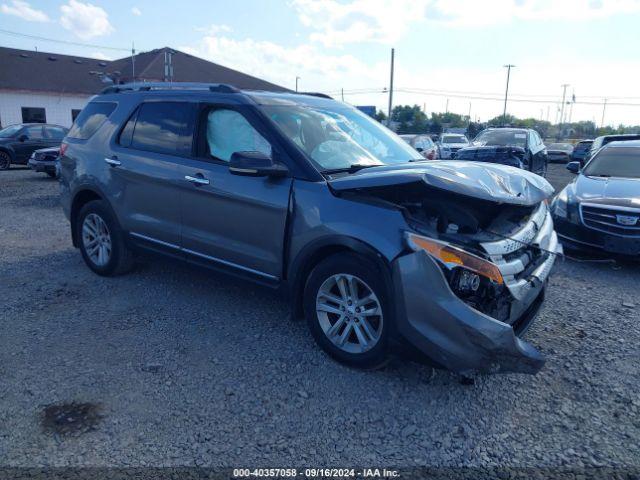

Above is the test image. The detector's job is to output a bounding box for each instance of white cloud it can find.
[196,23,233,35]
[425,0,640,26]
[131,6,141,16]
[183,33,379,92]
[90,51,112,61]
[60,0,113,39]
[0,0,49,22]
[291,0,640,46]
[291,0,428,47]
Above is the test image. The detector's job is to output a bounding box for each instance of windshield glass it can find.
[583,147,640,178]
[473,130,527,147]
[442,135,468,144]
[575,142,592,152]
[0,125,22,138]
[262,104,422,171]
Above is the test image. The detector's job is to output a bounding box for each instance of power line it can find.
[330,86,640,103]
[0,28,131,52]
[332,87,640,107]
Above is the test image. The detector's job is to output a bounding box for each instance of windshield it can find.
[473,130,527,147]
[442,135,468,144]
[583,147,640,178]
[0,125,22,138]
[574,142,592,152]
[262,104,422,171]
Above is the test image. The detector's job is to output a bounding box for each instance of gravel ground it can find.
[1,165,639,471]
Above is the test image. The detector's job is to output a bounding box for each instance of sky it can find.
[1,0,640,126]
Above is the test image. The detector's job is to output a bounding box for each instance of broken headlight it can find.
[405,232,503,285]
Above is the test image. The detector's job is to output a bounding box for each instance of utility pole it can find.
[558,83,569,139]
[131,41,136,86]
[295,76,300,92]
[341,88,344,101]
[387,48,395,125]
[600,98,608,129]
[502,64,515,126]
[468,102,472,126]
[445,98,449,114]
[568,91,575,124]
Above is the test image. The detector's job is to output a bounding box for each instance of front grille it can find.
[580,203,640,237]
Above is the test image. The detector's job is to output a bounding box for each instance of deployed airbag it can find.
[207,110,272,161]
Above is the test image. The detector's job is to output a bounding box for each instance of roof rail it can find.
[101,82,241,94]
[298,91,333,99]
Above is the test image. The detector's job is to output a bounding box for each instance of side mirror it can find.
[566,161,580,174]
[229,151,289,178]
[18,134,28,142]
[415,147,424,152]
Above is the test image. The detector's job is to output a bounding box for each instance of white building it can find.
[0,46,287,129]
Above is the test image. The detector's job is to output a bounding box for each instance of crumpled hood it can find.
[328,160,554,206]
[569,174,640,209]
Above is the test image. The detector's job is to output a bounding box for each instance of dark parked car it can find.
[551,141,640,256]
[571,139,593,164]
[455,128,548,177]
[0,123,68,170]
[28,147,60,178]
[583,134,640,165]
[546,142,574,163]
[59,82,560,375]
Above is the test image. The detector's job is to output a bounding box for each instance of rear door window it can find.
[25,125,44,139]
[67,102,116,139]
[130,102,193,156]
[44,126,67,140]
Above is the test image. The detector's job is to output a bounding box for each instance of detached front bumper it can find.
[392,206,561,375]
[28,158,56,173]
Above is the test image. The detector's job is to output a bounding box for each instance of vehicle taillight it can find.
[60,143,68,156]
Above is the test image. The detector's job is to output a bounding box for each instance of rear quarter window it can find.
[67,102,117,140]
[127,102,193,156]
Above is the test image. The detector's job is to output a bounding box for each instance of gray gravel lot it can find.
[1,165,639,470]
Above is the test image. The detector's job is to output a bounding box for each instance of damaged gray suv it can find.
[59,83,561,375]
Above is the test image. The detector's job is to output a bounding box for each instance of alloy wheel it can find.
[82,213,112,267]
[315,273,383,354]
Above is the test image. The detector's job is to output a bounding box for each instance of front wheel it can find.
[303,253,391,368]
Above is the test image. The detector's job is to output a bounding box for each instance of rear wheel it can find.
[303,253,391,368]
[0,151,11,170]
[76,200,134,276]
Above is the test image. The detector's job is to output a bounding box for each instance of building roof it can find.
[0,46,288,95]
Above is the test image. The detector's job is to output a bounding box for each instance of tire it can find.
[46,171,56,178]
[0,151,11,170]
[303,252,391,369]
[76,200,134,276]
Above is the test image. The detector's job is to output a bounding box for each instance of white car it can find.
[439,134,470,159]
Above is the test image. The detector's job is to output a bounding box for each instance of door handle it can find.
[104,157,121,167]
[185,175,210,186]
